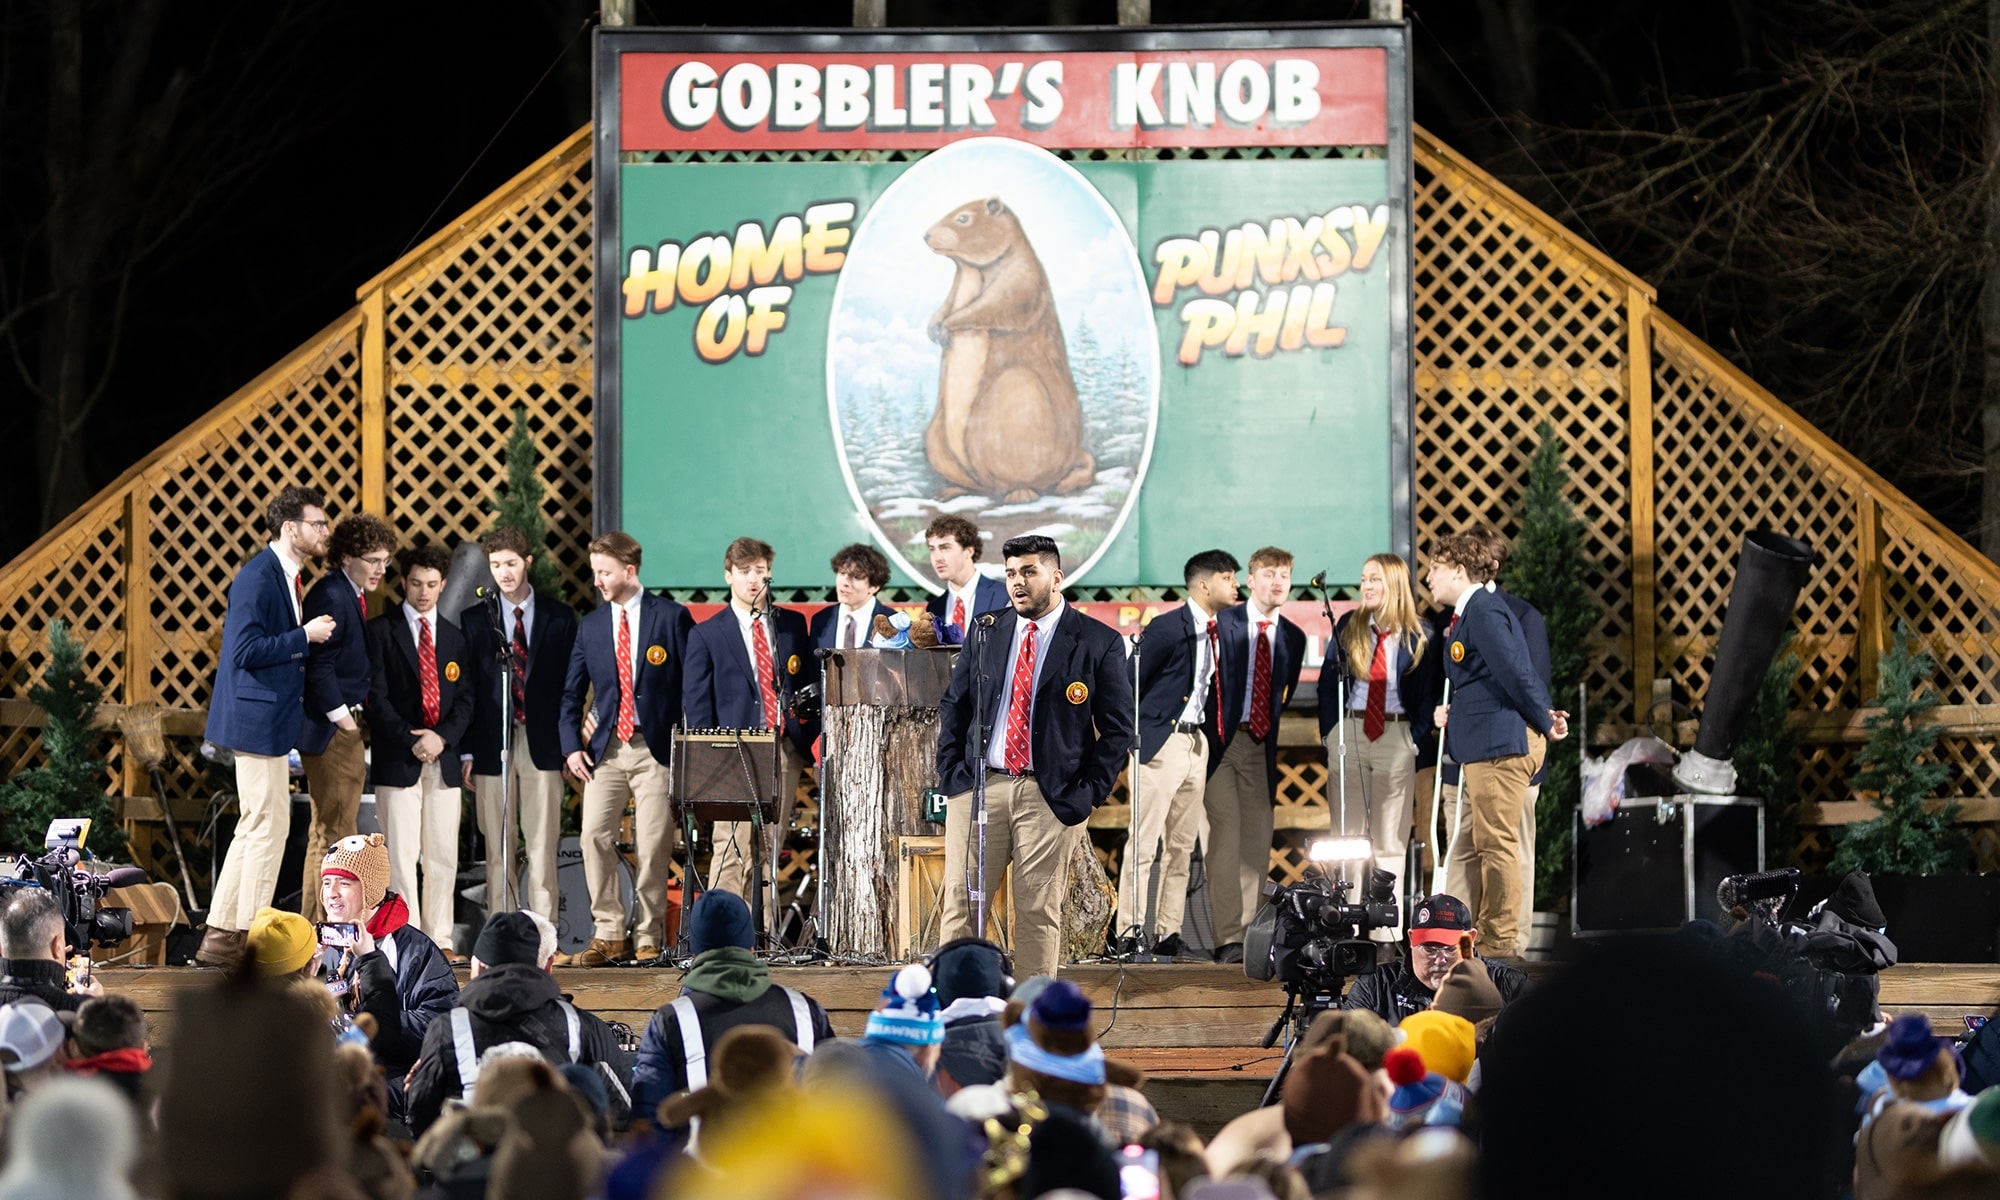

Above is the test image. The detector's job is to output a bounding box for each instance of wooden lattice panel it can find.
[383,151,594,605]
[1412,145,1634,722]
[1878,506,2000,707]
[0,504,127,699]
[1650,325,1864,714]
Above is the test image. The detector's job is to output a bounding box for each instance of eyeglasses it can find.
[358,554,392,569]
[293,518,330,530]
[1412,942,1463,959]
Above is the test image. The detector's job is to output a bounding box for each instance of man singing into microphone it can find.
[683,537,818,929]
[935,535,1134,979]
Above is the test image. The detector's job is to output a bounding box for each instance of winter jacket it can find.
[406,963,630,1133]
[1339,955,1529,1025]
[631,947,835,1115]
[0,958,86,1013]
[332,918,460,1076]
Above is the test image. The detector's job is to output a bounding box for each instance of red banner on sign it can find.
[619,49,1388,152]
[686,598,1355,682]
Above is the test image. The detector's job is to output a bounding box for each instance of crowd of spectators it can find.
[0,875,1996,1199]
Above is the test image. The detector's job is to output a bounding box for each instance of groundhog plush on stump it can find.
[923,197,1095,504]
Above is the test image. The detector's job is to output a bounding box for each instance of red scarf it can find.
[67,1047,153,1076]
[367,892,410,939]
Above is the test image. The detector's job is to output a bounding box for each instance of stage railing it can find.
[3,122,1997,887]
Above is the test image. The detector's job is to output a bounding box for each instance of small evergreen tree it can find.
[482,404,563,599]
[1504,420,1602,909]
[1830,623,1969,875]
[0,620,123,858]
[1732,634,1804,862]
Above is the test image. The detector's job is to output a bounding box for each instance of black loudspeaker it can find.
[1573,796,1762,936]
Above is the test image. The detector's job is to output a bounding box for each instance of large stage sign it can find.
[595,28,1412,591]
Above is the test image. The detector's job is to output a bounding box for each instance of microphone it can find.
[974,612,998,628]
[92,866,150,890]
[1308,570,1328,590]
[473,585,503,605]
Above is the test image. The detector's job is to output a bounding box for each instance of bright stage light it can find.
[1308,836,1373,863]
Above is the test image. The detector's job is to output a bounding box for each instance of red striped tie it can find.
[1247,621,1274,740]
[1364,630,1390,741]
[1003,621,1037,772]
[752,619,780,728]
[614,608,636,743]
[951,595,966,631]
[418,616,440,727]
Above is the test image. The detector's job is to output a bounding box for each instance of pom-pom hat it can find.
[321,833,391,911]
[865,964,945,1047]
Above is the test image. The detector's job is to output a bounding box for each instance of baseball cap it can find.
[0,1002,66,1073]
[1408,894,1474,946]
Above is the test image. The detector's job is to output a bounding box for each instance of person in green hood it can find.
[632,890,835,1118]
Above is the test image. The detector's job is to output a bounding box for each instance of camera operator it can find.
[0,890,101,1012]
[317,834,458,1082]
[1340,895,1527,1024]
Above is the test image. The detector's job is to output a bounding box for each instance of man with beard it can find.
[934,534,1134,979]
[1339,894,1528,1023]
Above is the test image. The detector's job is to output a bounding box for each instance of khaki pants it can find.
[940,772,1084,980]
[299,726,366,923]
[209,752,292,932]
[1445,732,1545,957]
[581,733,675,947]
[474,720,566,925]
[1118,730,1208,940]
[708,742,806,934]
[378,762,462,947]
[1328,715,1418,935]
[1443,780,1541,922]
[1202,733,1274,949]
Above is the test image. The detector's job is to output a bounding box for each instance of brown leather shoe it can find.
[556,937,628,968]
[444,951,470,967]
[195,926,247,968]
[633,944,661,963]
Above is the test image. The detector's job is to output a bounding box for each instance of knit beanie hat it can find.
[475,911,545,968]
[1283,1026,1386,1145]
[1398,1009,1476,1084]
[1431,945,1504,1026]
[864,964,945,1047]
[688,889,756,955]
[321,833,391,911]
[1005,978,1107,1086]
[247,906,317,976]
[0,1076,141,1200]
[1878,1014,1951,1083]
[1384,1047,1467,1130]
[931,937,1011,1005]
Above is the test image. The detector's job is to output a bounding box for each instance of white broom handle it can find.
[1429,679,1452,897]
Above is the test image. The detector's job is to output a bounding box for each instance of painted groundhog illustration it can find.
[923,197,1095,503]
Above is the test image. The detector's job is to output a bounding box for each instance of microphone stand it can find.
[758,580,785,949]
[968,614,994,939]
[1430,678,1454,898]
[1119,623,1145,955]
[480,590,515,916]
[1311,573,1353,892]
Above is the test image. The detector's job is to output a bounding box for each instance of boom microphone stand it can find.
[478,587,515,915]
[968,612,995,938]
[1117,622,1146,956]
[1309,572,1354,891]
[757,578,785,948]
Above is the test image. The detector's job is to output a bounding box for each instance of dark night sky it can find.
[0,0,1779,561]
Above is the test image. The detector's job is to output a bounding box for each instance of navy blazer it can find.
[298,573,372,757]
[934,604,1136,826]
[924,575,1010,640]
[1440,585,1554,765]
[1317,612,1439,753]
[1135,603,1221,765]
[808,600,898,651]
[681,604,819,756]
[365,610,476,790]
[1210,603,1307,800]
[1418,592,1551,778]
[560,592,696,767]
[460,595,580,775]
[205,548,311,757]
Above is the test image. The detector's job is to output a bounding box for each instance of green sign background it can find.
[617,155,1397,589]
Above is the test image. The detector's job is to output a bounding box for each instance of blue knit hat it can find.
[1877,1014,1950,1082]
[865,964,945,1047]
[687,890,755,955]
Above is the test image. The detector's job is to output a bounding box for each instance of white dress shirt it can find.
[503,590,536,647]
[729,599,771,679]
[986,601,1065,766]
[1238,600,1285,721]
[942,576,982,628]
[273,543,304,625]
[614,590,646,681]
[833,602,876,649]
[1177,598,1219,725]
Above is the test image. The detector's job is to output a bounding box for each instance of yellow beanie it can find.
[248,906,317,977]
[1398,1008,1477,1084]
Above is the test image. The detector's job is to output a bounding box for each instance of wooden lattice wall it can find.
[4,123,1999,886]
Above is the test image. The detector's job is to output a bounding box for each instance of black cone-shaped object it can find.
[1674,530,1816,794]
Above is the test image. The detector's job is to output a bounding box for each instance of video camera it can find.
[2,820,146,949]
[1246,839,1400,989]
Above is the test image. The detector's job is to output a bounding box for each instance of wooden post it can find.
[122,486,153,797]
[360,287,387,517]
[1857,491,1885,696]
[1626,286,1657,723]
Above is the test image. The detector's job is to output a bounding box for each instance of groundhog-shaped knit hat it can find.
[321,833,391,910]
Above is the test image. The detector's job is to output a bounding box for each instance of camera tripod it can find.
[1257,978,1346,1108]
